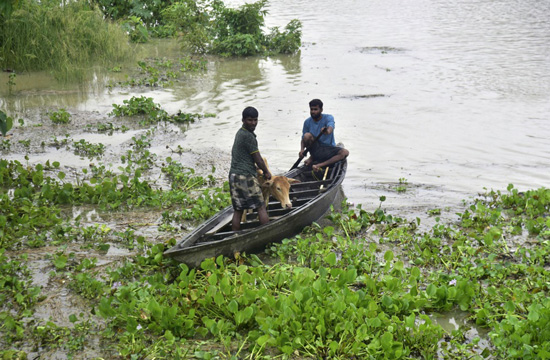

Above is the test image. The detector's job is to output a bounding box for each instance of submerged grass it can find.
[0,0,132,80]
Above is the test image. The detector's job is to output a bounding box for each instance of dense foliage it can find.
[2,96,550,357]
[205,0,302,56]
[0,0,132,79]
[0,0,302,77]
[91,0,302,56]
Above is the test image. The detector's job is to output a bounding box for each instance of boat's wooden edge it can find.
[163,160,347,261]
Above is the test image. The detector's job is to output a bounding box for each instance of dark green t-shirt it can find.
[229,127,259,176]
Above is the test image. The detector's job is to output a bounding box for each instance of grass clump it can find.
[0,0,132,80]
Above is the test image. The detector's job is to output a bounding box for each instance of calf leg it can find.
[241,209,252,223]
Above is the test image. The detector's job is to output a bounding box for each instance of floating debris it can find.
[357,46,406,54]
[340,94,387,100]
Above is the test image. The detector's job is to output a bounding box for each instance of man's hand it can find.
[320,127,327,134]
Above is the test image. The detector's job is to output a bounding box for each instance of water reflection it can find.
[272,52,302,74]
[430,309,492,353]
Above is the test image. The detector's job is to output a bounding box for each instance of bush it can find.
[266,19,302,55]
[163,0,302,57]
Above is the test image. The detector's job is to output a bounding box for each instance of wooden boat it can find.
[164,160,347,267]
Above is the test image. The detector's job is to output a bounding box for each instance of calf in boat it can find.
[242,157,300,223]
[163,159,347,267]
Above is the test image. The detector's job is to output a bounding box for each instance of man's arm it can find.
[322,126,334,135]
[322,114,335,135]
[300,137,306,157]
[252,152,271,180]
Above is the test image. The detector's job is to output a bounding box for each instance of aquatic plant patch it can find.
[72,139,106,159]
[49,109,71,124]
[109,56,209,89]
[110,96,210,126]
[2,120,550,360]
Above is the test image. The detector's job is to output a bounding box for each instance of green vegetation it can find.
[2,112,550,360]
[7,72,16,94]
[0,110,14,136]
[72,139,106,159]
[108,56,209,89]
[0,0,301,79]
[109,95,213,125]
[204,0,302,57]
[93,0,302,56]
[395,177,408,193]
[49,109,71,125]
[0,0,132,80]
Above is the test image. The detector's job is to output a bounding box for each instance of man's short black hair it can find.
[242,106,259,119]
[309,99,323,108]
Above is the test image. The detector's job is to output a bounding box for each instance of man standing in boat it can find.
[300,99,349,171]
[229,106,272,231]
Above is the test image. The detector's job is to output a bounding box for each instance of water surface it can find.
[1,0,549,216]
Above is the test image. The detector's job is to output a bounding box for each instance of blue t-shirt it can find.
[302,114,336,147]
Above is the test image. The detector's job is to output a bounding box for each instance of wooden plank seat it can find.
[289,179,333,190]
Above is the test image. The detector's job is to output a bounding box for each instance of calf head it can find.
[262,176,300,209]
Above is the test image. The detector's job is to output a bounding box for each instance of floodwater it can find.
[2,0,547,355]
[2,0,548,220]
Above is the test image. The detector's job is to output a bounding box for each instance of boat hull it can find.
[164,160,346,267]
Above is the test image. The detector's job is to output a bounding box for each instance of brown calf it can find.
[242,158,300,223]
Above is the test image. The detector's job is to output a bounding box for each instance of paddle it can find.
[319,166,330,193]
[290,128,326,171]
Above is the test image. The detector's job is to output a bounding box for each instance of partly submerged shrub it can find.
[163,0,302,57]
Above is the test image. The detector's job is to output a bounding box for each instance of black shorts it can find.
[310,143,343,164]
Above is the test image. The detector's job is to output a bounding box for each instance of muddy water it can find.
[2,0,548,221]
[2,1,547,354]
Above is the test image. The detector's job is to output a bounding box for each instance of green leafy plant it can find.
[1,139,11,151]
[110,96,163,119]
[49,109,71,124]
[395,177,408,193]
[72,139,106,159]
[265,19,302,54]
[0,110,14,136]
[110,96,211,125]
[3,109,550,360]
[121,16,149,43]
[7,72,16,94]
[163,0,302,57]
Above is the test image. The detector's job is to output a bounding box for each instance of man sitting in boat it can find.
[300,99,349,172]
[229,106,272,231]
